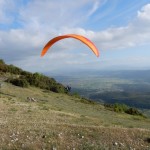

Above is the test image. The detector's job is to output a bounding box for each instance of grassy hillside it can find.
[0,78,150,149]
[0,60,150,149]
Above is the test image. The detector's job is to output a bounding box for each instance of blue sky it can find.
[0,0,150,74]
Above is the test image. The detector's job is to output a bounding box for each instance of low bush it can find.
[7,78,29,88]
[104,103,144,116]
[125,107,143,116]
[113,103,128,113]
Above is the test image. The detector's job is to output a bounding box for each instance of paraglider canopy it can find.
[41,34,99,57]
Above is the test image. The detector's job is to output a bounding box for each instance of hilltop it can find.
[0,59,150,149]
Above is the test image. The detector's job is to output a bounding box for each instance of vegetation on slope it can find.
[0,59,147,117]
[0,59,67,93]
[0,81,150,149]
[104,103,145,117]
[0,59,150,149]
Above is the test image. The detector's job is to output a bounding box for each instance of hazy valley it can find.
[54,70,150,115]
[0,60,150,149]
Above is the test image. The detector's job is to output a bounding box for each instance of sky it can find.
[0,0,150,75]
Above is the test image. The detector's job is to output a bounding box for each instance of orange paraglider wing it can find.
[41,34,99,57]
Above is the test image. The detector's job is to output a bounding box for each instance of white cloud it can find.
[93,3,150,50]
[19,0,103,30]
[138,4,150,21]
[87,0,100,16]
[0,1,150,73]
[53,2,150,51]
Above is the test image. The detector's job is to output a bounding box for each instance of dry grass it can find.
[0,82,150,149]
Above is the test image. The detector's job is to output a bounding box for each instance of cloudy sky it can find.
[1,0,150,75]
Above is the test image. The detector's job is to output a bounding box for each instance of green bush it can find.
[7,78,29,88]
[1,59,67,94]
[104,103,128,112]
[50,85,63,93]
[104,103,144,116]
[24,73,67,93]
[0,59,7,72]
[113,103,128,113]
[125,108,143,116]
[7,65,23,75]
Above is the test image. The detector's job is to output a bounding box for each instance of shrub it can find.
[23,72,66,93]
[50,84,67,93]
[0,59,5,64]
[2,59,67,94]
[113,103,128,113]
[104,103,144,116]
[0,59,7,72]
[7,64,23,74]
[104,103,128,112]
[7,78,29,88]
[125,108,143,116]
